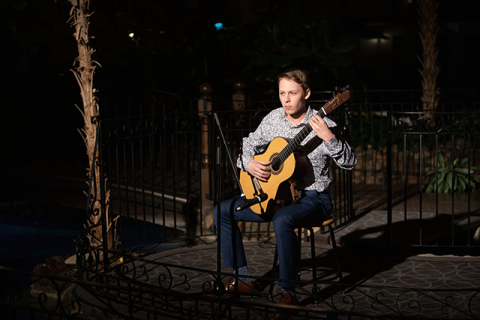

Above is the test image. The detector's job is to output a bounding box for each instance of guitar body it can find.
[239,137,306,215]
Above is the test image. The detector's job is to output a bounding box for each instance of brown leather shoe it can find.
[273,292,299,319]
[224,277,255,293]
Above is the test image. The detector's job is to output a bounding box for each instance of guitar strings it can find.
[269,90,348,171]
[271,111,326,169]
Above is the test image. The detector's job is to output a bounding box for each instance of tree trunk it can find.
[68,0,117,261]
[417,0,440,114]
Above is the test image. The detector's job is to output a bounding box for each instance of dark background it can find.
[0,0,479,167]
[2,0,480,90]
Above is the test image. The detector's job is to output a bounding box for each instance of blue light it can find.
[214,22,224,30]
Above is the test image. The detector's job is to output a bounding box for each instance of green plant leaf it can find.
[438,153,445,167]
[455,168,469,175]
[453,158,459,167]
[427,167,446,176]
[426,154,477,193]
[437,170,448,182]
[425,182,434,193]
[438,181,445,193]
[465,168,476,174]
[445,172,453,191]
[459,158,469,167]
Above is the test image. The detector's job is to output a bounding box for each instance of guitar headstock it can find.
[322,86,351,115]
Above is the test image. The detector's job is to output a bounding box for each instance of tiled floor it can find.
[2,166,480,319]
[96,237,479,319]
[71,207,480,319]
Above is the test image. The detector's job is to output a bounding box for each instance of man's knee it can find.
[272,213,294,233]
[213,200,236,227]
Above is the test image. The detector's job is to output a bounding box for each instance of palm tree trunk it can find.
[418,0,440,113]
[68,0,116,261]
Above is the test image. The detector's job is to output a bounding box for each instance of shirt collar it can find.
[284,106,314,128]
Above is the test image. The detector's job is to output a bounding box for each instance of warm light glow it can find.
[366,36,391,45]
[129,33,134,38]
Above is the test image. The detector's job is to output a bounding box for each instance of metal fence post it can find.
[387,111,393,252]
[233,82,245,111]
[198,83,214,233]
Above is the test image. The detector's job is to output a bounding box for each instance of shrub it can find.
[425,153,477,193]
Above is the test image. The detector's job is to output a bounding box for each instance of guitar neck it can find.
[271,110,326,167]
[270,88,350,169]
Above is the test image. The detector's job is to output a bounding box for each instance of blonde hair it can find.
[277,69,310,92]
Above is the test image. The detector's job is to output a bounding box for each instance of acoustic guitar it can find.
[238,88,351,215]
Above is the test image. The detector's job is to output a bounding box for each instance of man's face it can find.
[278,78,311,121]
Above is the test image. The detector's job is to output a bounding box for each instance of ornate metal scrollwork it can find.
[155,265,174,290]
[396,290,422,318]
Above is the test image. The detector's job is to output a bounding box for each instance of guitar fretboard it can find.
[270,109,326,170]
[269,88,349,171]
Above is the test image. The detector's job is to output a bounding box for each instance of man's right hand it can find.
[247,160,271,182]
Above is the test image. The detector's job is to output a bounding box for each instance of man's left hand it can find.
[309,115,335,142]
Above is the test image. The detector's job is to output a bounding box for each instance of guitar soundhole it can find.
[269,154,283,175]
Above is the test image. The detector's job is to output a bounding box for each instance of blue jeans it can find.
[213,190,332,289]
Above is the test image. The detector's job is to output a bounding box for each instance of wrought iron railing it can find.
[386,110,480,252]
[2,264,479,319]
[73,88,480,282]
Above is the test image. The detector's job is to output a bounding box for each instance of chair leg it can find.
[269,246,279,301]
[308,226,319,304]
[329,224,343,282]
[297,227,302,280]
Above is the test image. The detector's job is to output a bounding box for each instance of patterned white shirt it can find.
[237,106,357,192]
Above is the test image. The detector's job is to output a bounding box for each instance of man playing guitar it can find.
[213,68,357,318]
